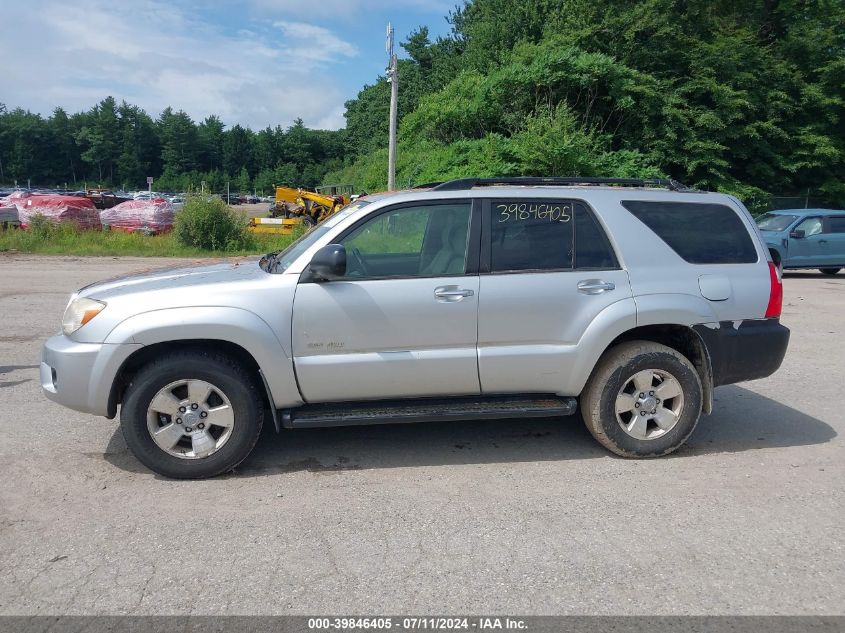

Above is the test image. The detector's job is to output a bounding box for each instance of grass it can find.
[0,225,297,258]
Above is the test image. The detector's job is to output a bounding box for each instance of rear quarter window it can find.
[621,201,758,264]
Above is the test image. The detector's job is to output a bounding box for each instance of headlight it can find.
[62,296,106,336]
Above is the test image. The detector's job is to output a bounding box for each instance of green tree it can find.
[222,124,255,178]
[197,115,225,172]
[235,166,251,193]
[158,108,199,174]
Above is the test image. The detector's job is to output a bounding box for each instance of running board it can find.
[280,395,578,429]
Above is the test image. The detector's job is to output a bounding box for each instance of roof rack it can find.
[431,177,697,192]
[412,181,444,189]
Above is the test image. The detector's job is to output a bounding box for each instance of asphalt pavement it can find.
[0,254,842,615]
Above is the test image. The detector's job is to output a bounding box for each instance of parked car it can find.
[168,196,185,212]
[756,209,845,274]
[41,177,789,479]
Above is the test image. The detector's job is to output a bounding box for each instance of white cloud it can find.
[253,0,454,19]
[273,20,359,62]
[0,0,359,130]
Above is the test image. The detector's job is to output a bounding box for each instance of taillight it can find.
[765,261,783,318]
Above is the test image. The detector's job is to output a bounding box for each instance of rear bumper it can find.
[41,334,141,417]
[693,319,790,387]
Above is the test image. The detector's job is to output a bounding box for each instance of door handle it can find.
[578,279,615,295]
[434,286,474,301]
[819,239,828,244]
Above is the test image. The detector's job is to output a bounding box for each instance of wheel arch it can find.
[598,324,714,415]
[102,306,303,416]
[108,339,270,419]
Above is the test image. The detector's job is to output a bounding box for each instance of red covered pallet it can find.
[100,198,175,234]
[16,195,101,230]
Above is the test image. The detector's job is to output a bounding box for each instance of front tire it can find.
[580,341,702,458]
[120,350,263,479]
[820,268,841,275]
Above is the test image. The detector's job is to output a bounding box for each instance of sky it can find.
[0,0,455,131]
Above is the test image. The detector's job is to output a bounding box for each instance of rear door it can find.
[292,200,482,402]
[476,198,633,394]
[820,216,845,266]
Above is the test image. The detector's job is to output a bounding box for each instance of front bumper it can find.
[41,334,141,417]
[693,318,790,387]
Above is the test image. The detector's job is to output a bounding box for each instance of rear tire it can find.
[120,350,263,479]
[820,268,841,275]
[580,341,702,458]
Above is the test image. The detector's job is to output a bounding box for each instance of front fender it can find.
[104,306,302,408]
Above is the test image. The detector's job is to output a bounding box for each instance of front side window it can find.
[621,200,757,264]
[795,217,823,237]
[340,203,471,278]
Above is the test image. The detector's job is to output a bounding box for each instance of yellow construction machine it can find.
[249,184,353,235]
[269,184,353,226]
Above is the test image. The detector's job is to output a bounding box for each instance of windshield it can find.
[260,200,370,273]
[756,213,798,232]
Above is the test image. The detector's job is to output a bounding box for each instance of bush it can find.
[174,195,254,251]
[26,213,59,238]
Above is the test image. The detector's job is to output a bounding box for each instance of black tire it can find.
[820,268,841,275]
[580,341,702,458]
[120,350,263,479]
[301,214,316,228]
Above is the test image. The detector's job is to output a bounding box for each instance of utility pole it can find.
[386,23,398,191]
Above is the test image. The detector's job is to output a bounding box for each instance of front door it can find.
[477,199,634,395]
[787,216,825,267]
[292,201,481,403]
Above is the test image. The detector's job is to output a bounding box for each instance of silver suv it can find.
[41,177,790,478]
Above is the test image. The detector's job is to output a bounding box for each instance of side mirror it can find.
[790,229,805,239]
[308,244,346,280]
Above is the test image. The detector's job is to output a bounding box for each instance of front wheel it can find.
[820,268,841,275]
[120,350,263,479]
[580,341,702,458]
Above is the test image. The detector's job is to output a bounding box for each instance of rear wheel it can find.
[820,268,841,275]
[120,350,263,479]
[580,341,702,458]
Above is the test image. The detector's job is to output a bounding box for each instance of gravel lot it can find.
[0,254,842,615]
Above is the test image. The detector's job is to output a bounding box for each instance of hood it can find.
[79,257,266,301]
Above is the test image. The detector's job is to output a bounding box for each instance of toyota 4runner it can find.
[41,177,790,478]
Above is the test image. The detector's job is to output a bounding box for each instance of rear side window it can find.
[828,216,845,233]
[488,200,618,272]
[490,200,574,271]
[621,201,757,264]
[575,203,618,269]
